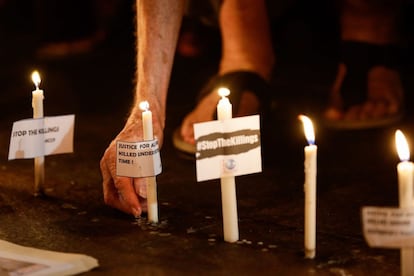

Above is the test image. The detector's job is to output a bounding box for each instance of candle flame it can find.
[139,101,149,111]
[299,115,315,145]
[218,87,230,98]
[31,71,41,89]
[396,129,410,162]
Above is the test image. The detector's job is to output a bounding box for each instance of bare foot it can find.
[324,63,404,128]
[180,89,260,145]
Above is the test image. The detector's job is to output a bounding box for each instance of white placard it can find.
[194,115,262,182]
[0,239,98,275]
[116,139,162,177]
[362,206,414,248]
[8,115,75,160]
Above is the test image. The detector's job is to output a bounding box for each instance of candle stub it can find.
[31,71,44,119]
[139,101,153,141]
[31,70,45,196]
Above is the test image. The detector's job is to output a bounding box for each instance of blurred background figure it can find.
[33,0,126,59]
[173,0,405,156]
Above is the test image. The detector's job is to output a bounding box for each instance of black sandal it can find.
[324,41,404,129]
[172,70,272,155]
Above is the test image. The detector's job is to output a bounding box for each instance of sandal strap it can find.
[341,41,401,70]
[198,70,272,117]
[339,41,402,108]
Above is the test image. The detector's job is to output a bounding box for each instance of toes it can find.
[324,107,344,121]
[180,115,196,145]
[344,105,362,120]
[327,64,403,125]
[367,101,388,118]
[344,100,396,121]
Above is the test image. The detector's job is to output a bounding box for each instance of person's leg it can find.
[179,0,275,146]
[324,0,404,128]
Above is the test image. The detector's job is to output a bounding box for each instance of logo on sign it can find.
[196,129,260,159]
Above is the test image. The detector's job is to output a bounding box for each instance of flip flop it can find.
[323,41,405,130]
[172,70,272,156]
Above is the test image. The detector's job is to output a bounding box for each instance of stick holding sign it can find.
[31,71,45,196]
[194,91,262,242]
[217,88,239,243]
[395,130,414,276]
[140,101,158,223]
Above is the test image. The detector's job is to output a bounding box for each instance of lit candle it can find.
[32,71,44,196]
[139,101,158,223]
[217,87,239,243]
[299,115,317,259]
[395,129,414,276]
[217,87,232,120]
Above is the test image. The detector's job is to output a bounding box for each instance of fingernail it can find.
[139,183,147,198]
[132,207,141,218]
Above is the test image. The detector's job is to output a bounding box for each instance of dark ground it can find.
[1,1,414,275]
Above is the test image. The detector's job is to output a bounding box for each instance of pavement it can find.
[1,2,414,275]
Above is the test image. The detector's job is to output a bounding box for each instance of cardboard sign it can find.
[8,115,75,160]
[116,139,162,178]
[194,115,262,182]
[362,206,414,248]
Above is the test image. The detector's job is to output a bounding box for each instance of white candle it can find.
[139,101,158,223]
[217,87,239,243]
[217,88,232,120]
[299,115,317,259]
[395,130,414,276]
[31,71,44,196]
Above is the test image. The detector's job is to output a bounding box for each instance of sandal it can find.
[172,70,272,155]
[323,41,404,129]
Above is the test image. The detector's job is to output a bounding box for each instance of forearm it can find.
[101,0,186,217]
[130,0,186,126]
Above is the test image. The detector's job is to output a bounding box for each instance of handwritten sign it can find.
[362,206,414,248]
[8,115,75,160]
[194,115,261,182]
[116,139,162,177]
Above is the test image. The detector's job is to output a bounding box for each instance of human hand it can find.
[100,107,164,217]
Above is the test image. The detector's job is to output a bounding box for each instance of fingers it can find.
[134,178,148,212]
[114,176,142,216]
[100,150,142,217]
[134,178,147,198]
[99,105,166,217]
